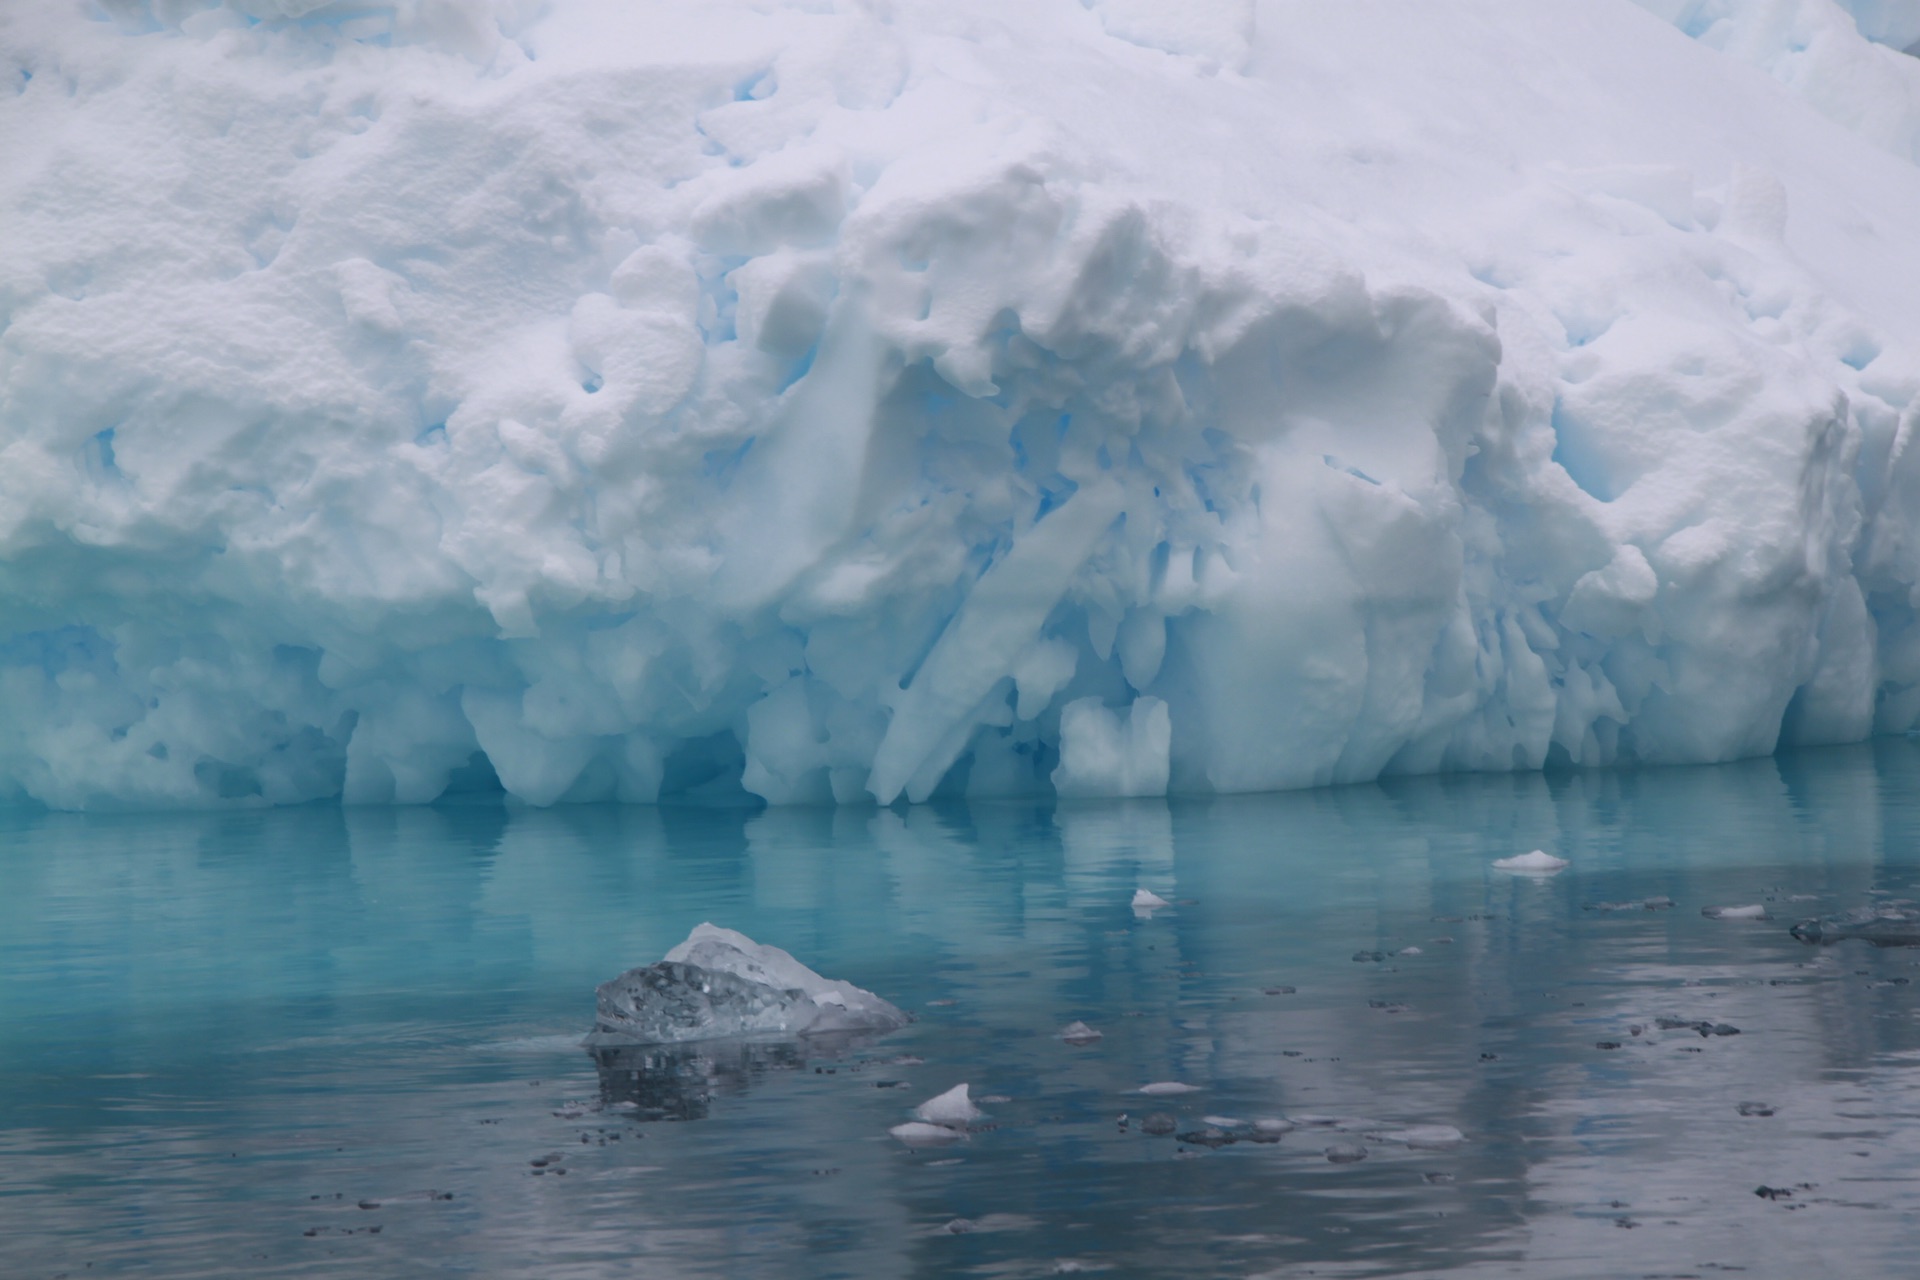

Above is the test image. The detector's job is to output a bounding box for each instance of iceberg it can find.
[6,1,1920,809]
[592,923,909,1043]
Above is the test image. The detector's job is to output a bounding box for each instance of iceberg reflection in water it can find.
[586,1032,888,1124]
[7,742,1920,1276]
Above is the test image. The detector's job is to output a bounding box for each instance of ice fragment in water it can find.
[1139,1113,1178,1135]
[1324,1141,1369,1163]
[1701,904,1769,920]
[1374,1124,1465,1148]
[890,1122,966,1147]
[1254,1118,1296,1135]
[1131,889,1171,914]
[1136,1081,1202,1095]
[1177,1127,1236,1148]
[1491,850,1568,873]
[915,1084,983,1126]
[1059,1021,1103,1044]
[593,924,908,1044]
[1791,905,1920,946]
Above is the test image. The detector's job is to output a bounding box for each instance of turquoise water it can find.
[7,743,1920,1278]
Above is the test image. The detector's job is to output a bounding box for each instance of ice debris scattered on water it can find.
[1059,1021,1103,1045]
[593,924,908,1044]
[1701,904,1770,920]
[1791,905,1920,946]
[1491,850,1569,874]
[1136,1082,1202,1096]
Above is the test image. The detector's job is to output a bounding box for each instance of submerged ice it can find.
[5,1,1920,809]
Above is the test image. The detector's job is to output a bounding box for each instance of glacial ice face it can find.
[592,923,909,1043]
[5,1,1920,809]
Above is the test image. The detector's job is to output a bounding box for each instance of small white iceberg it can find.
[915,1083,983,1126]
[1702,904,1769,920]
[1060,1020,1103,1045]
[1491,850,1568,874]
[1131,889,1172,915]
[1135,1081,1202,1096]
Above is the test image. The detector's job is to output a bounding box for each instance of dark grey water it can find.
[6,742,1920,1278]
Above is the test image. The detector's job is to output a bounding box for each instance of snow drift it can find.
[4,0,1920,809]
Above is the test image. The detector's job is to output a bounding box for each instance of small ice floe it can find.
[915,1084,983,1126]
[1491,850,1568,874]
[1139,1113,1178,1135]
[1201,1115,1244,1128]
[1324,1141,1368,1163]
[1736,1101,1775,1117]
[890,1122,966,1148]
[1791,904,1920,946]
[1177,1126,1237,1148]
[1701,904,1769,921]
[1136,1081,1201,1096]
[1060,1021,1103,1045]
[1371,1124,1465,1149]
[1253,1118,1296,1136]
[1395,946,1423,956]
[1131,889,1172,916]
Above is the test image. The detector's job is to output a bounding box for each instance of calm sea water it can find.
[7,743,1920,1278]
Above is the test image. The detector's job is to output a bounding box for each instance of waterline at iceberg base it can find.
[7,743,1920,1278]
[8,1,1920,810]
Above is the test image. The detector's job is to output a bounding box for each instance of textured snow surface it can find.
[5,1,1920,808]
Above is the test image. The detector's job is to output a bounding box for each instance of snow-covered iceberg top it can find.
[5,1,1920,810]
[593,923,909,1044]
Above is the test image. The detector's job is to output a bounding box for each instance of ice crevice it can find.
[4,1,1920,809]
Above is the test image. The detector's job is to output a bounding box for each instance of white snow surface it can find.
[5,1,1920,809]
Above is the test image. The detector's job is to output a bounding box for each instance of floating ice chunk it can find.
[1791,905,1920,946]
[1176,1126,1237,1148]
[915,1084,983,1126]
[1136,1082,1202,1095]
[1324,1141,1368,1163]
[1059,1021,1103,1045]
[1131,889,1172,913]
[1139,1113,1178,1135]
[890,1122,967,1148]
[593,924,908,1044]
[1254,1118,1296,1136]
[1201,1115,1244,1127]
[1491,850,1568,873]
[1396,946,1423,956]
[1373,1124,1465,1148]
[1701,904,1769,921]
